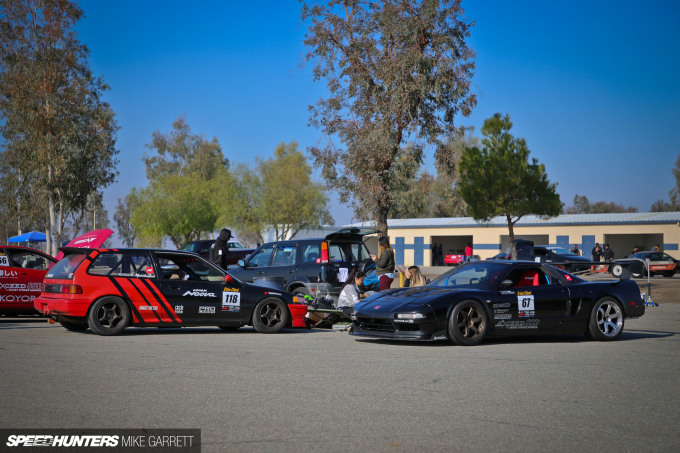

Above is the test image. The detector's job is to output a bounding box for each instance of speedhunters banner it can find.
[0,429,200,452]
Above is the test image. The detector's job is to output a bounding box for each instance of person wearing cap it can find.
[210,228,232,269]
[603,243,615,262]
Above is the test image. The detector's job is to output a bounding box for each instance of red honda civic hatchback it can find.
[35,247,308,335]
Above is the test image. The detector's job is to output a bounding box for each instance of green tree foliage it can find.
[565,194,637,214]
[302,0,477,236]
[113,194,138,247]
[227,142,333,243]
[0,0,119,255]
[131,174,221,248]
[652,153,680,211]
[129,118,232,247]
[458,113,562,259]
[391,131,476,219]
[143,117,228,180]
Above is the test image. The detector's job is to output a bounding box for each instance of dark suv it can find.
[229,228,377,305]
[180,240,255,267]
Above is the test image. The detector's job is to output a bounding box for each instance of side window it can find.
[247,246,274,268]
[157,254,224,282]
[348,242,370,261]
[507,268,551,287]
[272,246,297,267]
[89,252,155,278]
[199,242,213,254]
[329,244,345,262]
[5,250,51,270]
[302,244,321,263]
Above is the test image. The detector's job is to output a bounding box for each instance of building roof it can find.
[346,212,680,229]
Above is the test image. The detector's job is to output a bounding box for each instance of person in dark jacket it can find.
[370,236,395,291]
[210,229,232,269]
[603,243,615,262]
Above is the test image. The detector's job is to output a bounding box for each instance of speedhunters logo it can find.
[1,429,200,452]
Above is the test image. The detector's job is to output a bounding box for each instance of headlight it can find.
[396,313,425,319]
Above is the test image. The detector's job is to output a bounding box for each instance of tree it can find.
[129,118,233,247]
[131,174,221,248]
[114,194,138,247]
[0,0,119,255]
[565,194,637,214]
[458,113,562,259]
[227,142,333,243]
[302,0,477,236]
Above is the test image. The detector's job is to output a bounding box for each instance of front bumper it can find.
[351,316,448,341]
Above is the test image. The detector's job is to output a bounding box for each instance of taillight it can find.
[44,284,83,294]
[320,241,329,263]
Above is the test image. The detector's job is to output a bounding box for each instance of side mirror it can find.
[237,259,245,268]
[500,279,514,288]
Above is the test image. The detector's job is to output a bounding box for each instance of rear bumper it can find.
[34,296,91,318]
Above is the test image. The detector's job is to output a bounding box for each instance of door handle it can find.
[169,285,180,290]
[258,271,265,275]
[288,269,295,273]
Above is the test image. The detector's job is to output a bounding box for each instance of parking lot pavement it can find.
[1,305,678,452]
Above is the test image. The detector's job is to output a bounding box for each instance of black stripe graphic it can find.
[108,277,145,325]
[124,277,163,322]
[139,279,178,323]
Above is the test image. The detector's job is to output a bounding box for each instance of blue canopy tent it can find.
[8,231,47,242]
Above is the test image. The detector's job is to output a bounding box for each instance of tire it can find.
[252,297,290,333]
[587,297,624,341]
[291,286,310,299]
[662,271,675,278]
[58,320,88,332]
[217,325,240,332]
[87,296,131,336]
[610,263,624,278]
[448,300,488,346]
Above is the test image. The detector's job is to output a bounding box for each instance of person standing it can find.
[571,244,580,255]
[437,243,444,266]
[370,236,395,291]
[464,242,473,262]
[591,243,602,262]
[209,228,232,269]
[603,243,615,262]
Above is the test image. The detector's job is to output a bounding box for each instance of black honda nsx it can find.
[351,261,645,346]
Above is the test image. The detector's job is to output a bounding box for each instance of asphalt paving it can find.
[1,303,678,452]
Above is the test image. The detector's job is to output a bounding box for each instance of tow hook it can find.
[47,318,56,324]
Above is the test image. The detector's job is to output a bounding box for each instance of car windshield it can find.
[46,252,88,279]
[429,262,510,290]
[180,243,200,252]
[548,247,576,256]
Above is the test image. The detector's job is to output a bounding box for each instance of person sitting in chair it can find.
[336,268,366,317]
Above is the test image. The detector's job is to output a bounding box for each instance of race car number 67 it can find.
[519,294,535,311]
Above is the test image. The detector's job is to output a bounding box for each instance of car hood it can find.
[356,286,464,313]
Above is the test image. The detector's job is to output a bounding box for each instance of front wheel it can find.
[587,297,624,341]
[448,300,488,346]
[252,298,290,333]
[87,296,131,336]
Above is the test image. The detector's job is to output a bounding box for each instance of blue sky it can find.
[76,0,680,235]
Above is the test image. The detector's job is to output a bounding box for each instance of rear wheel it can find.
[587,297,624,341]
[448,300,488,346]
[59,320,88,332]
[252,298,290,333]
[291,286,310,300]
[87,296,131,336]
[662,271,675,278]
